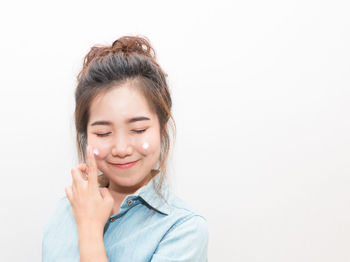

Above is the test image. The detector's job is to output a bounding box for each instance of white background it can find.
[0,0,349,261]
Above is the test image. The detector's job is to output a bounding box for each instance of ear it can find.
[164,122,168,132]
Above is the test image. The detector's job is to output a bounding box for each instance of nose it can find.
[111,133,133,158]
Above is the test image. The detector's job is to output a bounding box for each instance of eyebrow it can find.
[90,116,151,126]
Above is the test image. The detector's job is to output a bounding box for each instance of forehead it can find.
[88,83,154,123]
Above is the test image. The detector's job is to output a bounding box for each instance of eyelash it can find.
[133,129,146,134]
[96,129,146,137]
[96,132,111,137]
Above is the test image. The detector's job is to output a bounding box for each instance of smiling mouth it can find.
[110,160,139,169]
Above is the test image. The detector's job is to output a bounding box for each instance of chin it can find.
[108,171,150,189]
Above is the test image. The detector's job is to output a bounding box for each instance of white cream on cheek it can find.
[142,142,149,150]
[89,136,110,157]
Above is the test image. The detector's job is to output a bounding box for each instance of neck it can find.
[106,174,153,216]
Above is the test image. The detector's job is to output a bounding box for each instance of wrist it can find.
[77,225,108,262]
[78,222,104,235]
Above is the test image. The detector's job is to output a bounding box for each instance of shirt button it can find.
[127,199,133,205]
[110,217,115,222]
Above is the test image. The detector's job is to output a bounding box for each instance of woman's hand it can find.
[65,145,114,232]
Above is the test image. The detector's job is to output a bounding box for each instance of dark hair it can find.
[74,35,175,200]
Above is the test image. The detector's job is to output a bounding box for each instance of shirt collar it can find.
[134,173,171,215]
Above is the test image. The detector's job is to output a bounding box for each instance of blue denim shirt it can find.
[42,174,208,261]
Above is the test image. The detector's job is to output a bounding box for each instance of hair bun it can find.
[111,36,156,58]
[78,35,157,82]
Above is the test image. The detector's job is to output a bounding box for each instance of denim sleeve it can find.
[151,215,209,262]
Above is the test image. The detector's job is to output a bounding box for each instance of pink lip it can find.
[110,160,138,169]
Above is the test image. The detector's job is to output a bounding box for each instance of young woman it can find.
[42,36,208,262]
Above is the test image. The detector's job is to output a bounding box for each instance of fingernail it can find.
[93,148,99,156]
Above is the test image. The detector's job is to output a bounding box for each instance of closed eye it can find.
[96,129,146,137]
[133,129,146,134]
[96,132,111,137]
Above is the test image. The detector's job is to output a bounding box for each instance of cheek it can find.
[138,130,161,155]
[87,135,111,159]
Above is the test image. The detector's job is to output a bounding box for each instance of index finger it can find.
[87,145,99,189]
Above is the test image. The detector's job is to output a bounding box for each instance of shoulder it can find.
[163,204,209,246]
[168,192,208,233]
[151,190,208,261]
[43,196,74,234]
[166,188,206,220]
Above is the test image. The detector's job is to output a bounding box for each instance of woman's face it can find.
[87,83,161,192]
